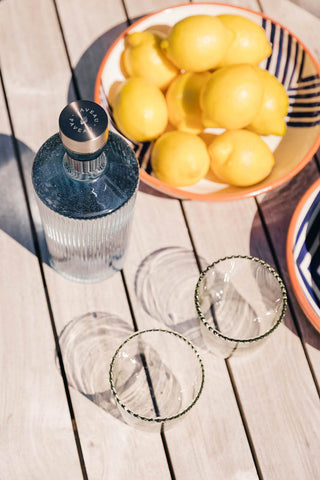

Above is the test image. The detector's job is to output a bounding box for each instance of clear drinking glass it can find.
[195,255,287,359]
[109,329,205,433]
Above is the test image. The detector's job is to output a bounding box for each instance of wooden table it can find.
[1,0,320,478]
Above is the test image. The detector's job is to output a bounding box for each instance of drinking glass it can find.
[109,329,205,432]
[195,255,287,358]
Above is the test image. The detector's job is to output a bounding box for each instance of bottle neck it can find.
[63,150,107,181]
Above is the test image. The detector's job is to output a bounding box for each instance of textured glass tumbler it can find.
[109,329,205,433]
[195,256,287,359]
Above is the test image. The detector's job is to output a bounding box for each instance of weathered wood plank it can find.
[291,0,320,18]
[55,0,128,101]
[179,1,320,475]
[2,0,320,478]
[183,193,320,479]
[108,0,261,478]
[260,0,320,60]
[192,0,260,8]
[58,0,260,478]
[0,77,84,479]
[257,162,320,373]
[64,0,320,478]
[1,0,172,478]
[123,0,192,18]
[122,192,259,479]
[259,0,320,389]
[42,264,173,480]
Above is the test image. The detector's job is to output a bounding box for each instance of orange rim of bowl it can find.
[286,177,320,332]
[94,2,320,202]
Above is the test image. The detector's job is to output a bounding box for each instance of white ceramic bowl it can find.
[95,3,320,201]
[287,178,320,332]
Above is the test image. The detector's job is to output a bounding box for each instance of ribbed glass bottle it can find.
[32,100,139,283]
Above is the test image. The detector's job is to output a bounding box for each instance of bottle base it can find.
[49,257,124,283]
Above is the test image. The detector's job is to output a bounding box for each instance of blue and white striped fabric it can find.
[293,189,320,318]
[261,18,320,127]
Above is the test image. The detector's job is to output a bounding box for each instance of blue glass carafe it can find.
[32,100,139,282]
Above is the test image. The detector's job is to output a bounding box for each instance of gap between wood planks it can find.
[9,0,319,478]
[0,69,89,480]
[179,201,264,480]
[48,0,267,476]
[51,0,178,476]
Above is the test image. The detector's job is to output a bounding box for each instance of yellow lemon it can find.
[122,31,179,90]
[217,15,272,66]
[200,64,264,130]
[166,71,211,134]
[160,15,233,72]
[208,129,275,186]
[248,68,289,136]
[112,77,168,142]
[151,130,210,187]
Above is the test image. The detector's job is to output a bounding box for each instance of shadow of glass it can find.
[112,342,183,422]
[134,246,209,350]
[250,160,320,350]
[57,312,134,422]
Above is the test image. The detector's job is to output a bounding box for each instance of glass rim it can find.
[194,255,288,344]
[109,328,205,424]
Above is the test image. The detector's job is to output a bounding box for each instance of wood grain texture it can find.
[56,0,127,65]
[123,193,259,479]
[1,0,172,478]
[184,194,320,479]
[52,0,260,477]
[55,0,258,476]
[55,0,128,100]
[180,4,320,470]
[289,0,320,18]
[183,5,320,477]
[0,0,75,152]
[259,0,320,406]
[1,0,320,478]
[260,0,320,60]
[257,162,320,375]
[123,0,189,18]
[18,0,175,479]
[0,86,83,478]
[192,0,261,8]
[42,264,173,480]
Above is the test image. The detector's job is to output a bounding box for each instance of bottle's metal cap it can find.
[59,100,109,155]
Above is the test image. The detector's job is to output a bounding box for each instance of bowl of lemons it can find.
[95,3,320,201]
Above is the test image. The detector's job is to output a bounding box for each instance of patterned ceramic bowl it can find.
[95,3,320,201]
[287,178,320,332]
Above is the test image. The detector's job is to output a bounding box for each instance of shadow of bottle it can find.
[57,311,135,422]
[0,133,50,263]
[134,246,210,350]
